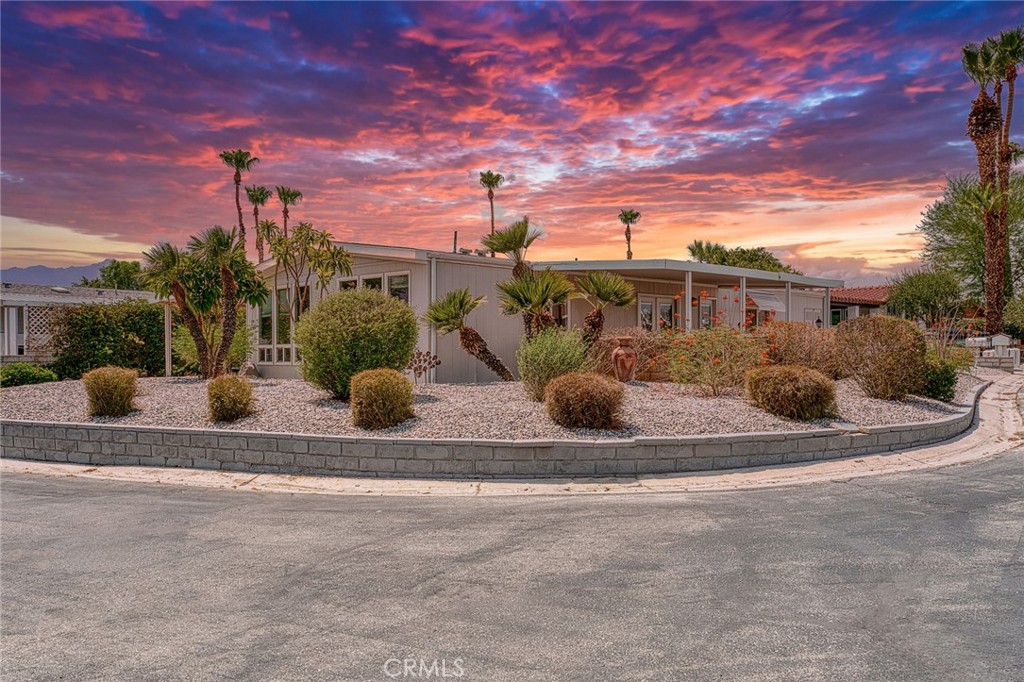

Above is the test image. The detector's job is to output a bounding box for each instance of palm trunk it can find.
[234,171,246,255]
[254,205,264,262]
[581,307,604,349]
[459,327,513,381]
[283,206,289,238]
[213,269,238,377]
[171,282,212,379]
[968,89,1003,334]
[625,226,632,260]
[488,189,495,257]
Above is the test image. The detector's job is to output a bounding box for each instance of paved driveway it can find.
[2,451,1022,681]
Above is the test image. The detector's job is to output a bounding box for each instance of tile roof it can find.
[830,285,891,306]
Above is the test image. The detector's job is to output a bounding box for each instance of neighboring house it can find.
[0,282,157,365]
[253,242,843,383]
[829,285,892,325]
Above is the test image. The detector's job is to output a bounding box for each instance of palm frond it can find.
[618,208,641,227]
[479,170,505,191]
[424,288,485,335]
[481,216,542,260]
[245,185,272,206]
[577,271,635,310]
[497,269,577,317]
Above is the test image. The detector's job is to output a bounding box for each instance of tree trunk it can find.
[488,189,495,257]
[234,170,246,255]
[171,282,212,379]
[213,268,238,377]
[459,327,513,381]
[581,307,604,350]
[283,206,290,238]
[625,225,632,260]
[968,90,1004,334]
[254,205,264,262]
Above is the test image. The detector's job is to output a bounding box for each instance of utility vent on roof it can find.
[50,286,71,293]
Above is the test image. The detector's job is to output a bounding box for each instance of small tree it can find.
[424,289,514,381]
[576,271,635,349]
[497,269,577,338]
[887,269,963,326]
[78,260,144,290]
[481,216,541,278]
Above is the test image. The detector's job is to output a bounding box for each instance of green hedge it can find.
[51,300,165,379]
[0,362,58,388]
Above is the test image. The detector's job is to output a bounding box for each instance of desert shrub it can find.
[295,289,418,400]
[173,311,254,374]
[207,375,256,422]
[764,321,845,379]
[745,365,838,421]
[350,368,414,430]
[544,372,624,430]
[0,362,58,388]
[668,327,767,396]
[517,327,589,401]
[836,316,926,400]
[51,300,165,379]
[942,345,976,372]
[920,352,958,403]
[82,366,138,417]
[588,326,673,378]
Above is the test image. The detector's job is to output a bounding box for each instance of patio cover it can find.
[747,291,786,313]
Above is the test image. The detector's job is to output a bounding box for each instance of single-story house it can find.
[0,282,157,365]
[252,242,843,383]
[829,285,892,324]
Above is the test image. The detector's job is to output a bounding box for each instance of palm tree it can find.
[142,243,213,378]
[576,271,636,349]
[995,28,1024,326]
[481,216,541,278]
[687,239,729,263]
[189,226,245,377]
[497,268,577,338]
[275,186,303,237]
[424,289,513,381]
[246,185,273,262]
[219,150,260,255]
[479,170,505,255]
[618,209,641,260]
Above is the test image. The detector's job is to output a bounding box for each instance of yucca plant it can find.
[481,216,541,278]
[423,289,513,381]
[576,271,636,349]
[497,269,577,338]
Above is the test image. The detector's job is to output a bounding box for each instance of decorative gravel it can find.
[0,372,986,441]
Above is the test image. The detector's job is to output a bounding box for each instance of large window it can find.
[639,300,654,331]
[276,288,291,345]
[387,273,409,303]
[259,298,272,345]
[361,275,383,291]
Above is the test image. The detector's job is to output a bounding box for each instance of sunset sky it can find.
[1,1,1022,283]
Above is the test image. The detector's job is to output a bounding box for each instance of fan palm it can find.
[189,226,245,377]
[576,271,636,349]
[424,289,513,381]
[618,209,641,260]
[246,185,273,262]
[143,243,213,377]
[479,170,505,255]
[481,216,541,278]
[276,186,303,237]
[219,150,260,255]
[497,269,578,338]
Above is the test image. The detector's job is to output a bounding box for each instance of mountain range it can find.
[0,260,110,286]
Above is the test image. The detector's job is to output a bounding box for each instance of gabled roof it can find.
[830,285,891,306]
[0,282,157,305]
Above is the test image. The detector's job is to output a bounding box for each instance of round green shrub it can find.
[745,365,838,421]
[350,368,414,430]
[544,371,624,430]
[920,352,958,403]
[836,316,926,401]
[516,327,589,401]
[82,366,138,417]
[295,289,419,400]
[0,362,58,388]
[208,375,256,422]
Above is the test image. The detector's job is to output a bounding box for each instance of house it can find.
[251,242,843,383]
[829,285,892,325]
[0,282,158,365]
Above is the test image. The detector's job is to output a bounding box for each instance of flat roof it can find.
[0,283,157,305]
[538,259,844,288]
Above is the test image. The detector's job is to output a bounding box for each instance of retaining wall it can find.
[0,383,988,479]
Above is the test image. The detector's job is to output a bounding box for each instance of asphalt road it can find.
[2,452,1022,682]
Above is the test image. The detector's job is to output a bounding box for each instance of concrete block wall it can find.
[0,383,988,479]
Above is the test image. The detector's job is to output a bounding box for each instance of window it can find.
[259,298,272,345]
[340,278,357,292]
[387,273,409,303]
[699,300,716,329]
[658,301,674,330]
[276,288,291,345]
[362,276,383,291]
[552,302,568,328]
[276,347,292,363]
[259,348,272,363]
[639,300,654,331]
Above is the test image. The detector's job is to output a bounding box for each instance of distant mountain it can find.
[0,259,110,286]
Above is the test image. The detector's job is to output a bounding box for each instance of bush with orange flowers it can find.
[668,326,767,396]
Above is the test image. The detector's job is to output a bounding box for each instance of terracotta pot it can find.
[611,336,638,382]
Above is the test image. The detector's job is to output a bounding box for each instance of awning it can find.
[746,291,786,314]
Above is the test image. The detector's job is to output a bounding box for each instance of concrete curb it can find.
[2,374,1019,497]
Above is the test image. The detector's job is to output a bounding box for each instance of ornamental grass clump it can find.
[82,366,138,417]
[544,372,623,430]
[207,375,256,422]
[517,327,589,401]
[0,362,58,388]
[745,365,838,421]
[295,288,418,400]
[668,326,767,397]
[350,369,414,430]
[836,316,926,400]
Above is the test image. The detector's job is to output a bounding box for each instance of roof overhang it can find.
[537,259,843,288]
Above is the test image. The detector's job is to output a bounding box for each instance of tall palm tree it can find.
[995,28,1024,320]
[687,239,730,264]
[424,289,513,381]
[618,208,641,260]
[576,271,636,349]
[142,243,212,378]
[219,150,260,255]
[497,268,577,338]
[246,185,273,262]
[481,216,541,278]
[276,186,303,237]
[189,226,245,377]
[479,170,505,256]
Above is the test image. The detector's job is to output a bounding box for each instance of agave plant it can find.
[424,289,513,381]
[481,216,541,278]
[576,271,636,349]
[497,268,577,338]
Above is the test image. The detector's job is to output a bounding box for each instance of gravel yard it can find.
[0,372,987,441]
